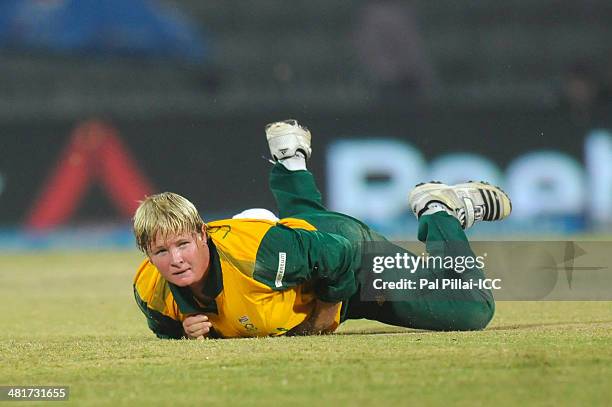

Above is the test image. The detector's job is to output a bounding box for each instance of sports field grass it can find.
[1,251,611,406]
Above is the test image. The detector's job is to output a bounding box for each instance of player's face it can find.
[148,227,210,287]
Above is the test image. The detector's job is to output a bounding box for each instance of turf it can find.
[1,251,611,406]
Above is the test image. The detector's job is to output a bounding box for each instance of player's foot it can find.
[408,181,512,229]
[265,119,312,161]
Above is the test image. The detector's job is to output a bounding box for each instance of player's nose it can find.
[169,247,184,264]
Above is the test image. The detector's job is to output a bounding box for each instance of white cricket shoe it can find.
[408,181,512,229]
[265,119,312,161]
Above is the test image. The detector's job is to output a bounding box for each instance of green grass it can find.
[1,252,611,406]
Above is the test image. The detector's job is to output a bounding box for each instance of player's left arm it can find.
[253,223,358,303]
[285,299,342,336]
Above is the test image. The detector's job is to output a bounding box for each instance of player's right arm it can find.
[133,260,195,339]
[133,285,185,339]
[182,314,212,339]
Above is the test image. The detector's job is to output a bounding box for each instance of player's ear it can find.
[199,224,207,243]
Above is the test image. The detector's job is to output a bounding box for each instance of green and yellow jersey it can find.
[133,217,359,339]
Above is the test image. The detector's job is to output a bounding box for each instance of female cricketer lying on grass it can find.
[132,120,512,339]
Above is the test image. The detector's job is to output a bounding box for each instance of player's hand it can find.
[286,300,341,336]
[183,314,212,339]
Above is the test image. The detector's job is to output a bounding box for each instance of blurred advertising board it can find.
[1,109,610,236]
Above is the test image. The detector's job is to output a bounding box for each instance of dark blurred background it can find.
[2,0,612,247]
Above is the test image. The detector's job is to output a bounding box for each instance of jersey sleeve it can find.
[253,223,358,302]
[133,285,185,339]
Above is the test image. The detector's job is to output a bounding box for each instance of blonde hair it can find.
[133,192,204,253]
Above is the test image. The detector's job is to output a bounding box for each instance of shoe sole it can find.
[409,180,512,220]
[266,131,312,160]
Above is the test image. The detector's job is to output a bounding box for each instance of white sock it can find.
[421,202,453,217]
[278,152,307,171]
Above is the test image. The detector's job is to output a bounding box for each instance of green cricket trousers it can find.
[269,163,495,331]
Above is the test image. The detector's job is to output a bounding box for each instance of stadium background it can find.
[1,0,612,247]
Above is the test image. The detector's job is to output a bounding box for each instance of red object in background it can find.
[25,121,155,230]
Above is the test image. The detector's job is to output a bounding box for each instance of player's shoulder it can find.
[134,258,158,281]
[133,259,182,320]
[133,259,168,298]
[277,217,317,231]
[207,218,277,244]
[207,216,316,229]
[205,217,318,263]
[207,217,276,231]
